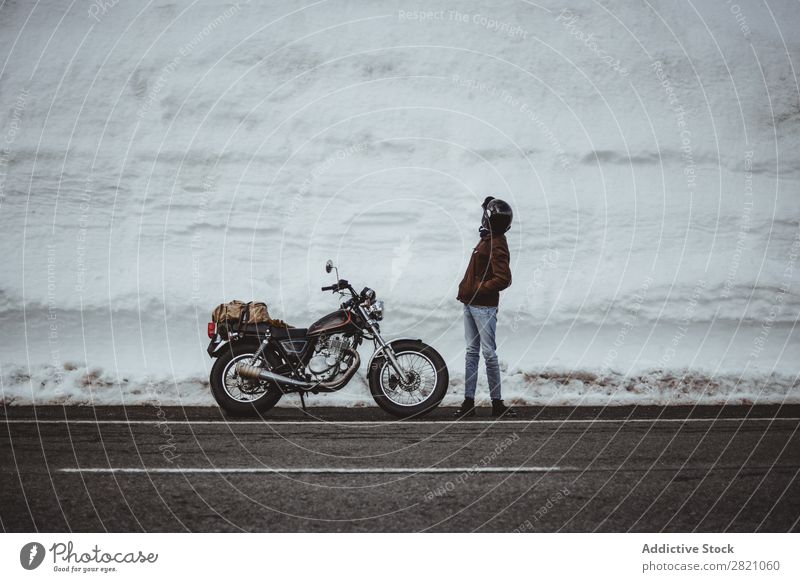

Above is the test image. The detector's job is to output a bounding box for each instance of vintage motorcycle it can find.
[206,260,449,418]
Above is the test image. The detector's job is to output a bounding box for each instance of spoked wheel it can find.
[368,339,449,418]
[210,341,283,416]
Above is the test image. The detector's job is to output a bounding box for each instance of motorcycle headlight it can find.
[370,300,384,321]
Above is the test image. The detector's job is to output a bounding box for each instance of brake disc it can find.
[388,371,420,393]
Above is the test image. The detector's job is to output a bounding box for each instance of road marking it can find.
[59,466,561,474]
[58,464,797,475]
[4,417,799,426]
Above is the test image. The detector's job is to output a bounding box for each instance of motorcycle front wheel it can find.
[210,341,283,416]
[368,339,449,418]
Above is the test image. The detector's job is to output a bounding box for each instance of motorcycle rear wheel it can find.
[210,341,283,416]
[368,339,449,418]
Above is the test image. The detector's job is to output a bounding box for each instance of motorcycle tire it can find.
[209,340,283,416]
[368,339,449,418]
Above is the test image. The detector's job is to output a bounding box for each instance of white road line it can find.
[3,417,799,426]
[58,465,798,475]
[59,466,561,474]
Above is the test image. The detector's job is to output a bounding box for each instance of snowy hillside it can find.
[1,0,798,406]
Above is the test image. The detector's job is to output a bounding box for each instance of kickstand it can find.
[299,391,308,413]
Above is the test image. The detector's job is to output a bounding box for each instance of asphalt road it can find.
[1,405,799,532]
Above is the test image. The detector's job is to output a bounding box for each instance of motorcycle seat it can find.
[242,323,307,338]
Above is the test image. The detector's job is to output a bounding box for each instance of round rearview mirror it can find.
[325,260,334,273]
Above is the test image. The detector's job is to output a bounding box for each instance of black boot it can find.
[455,397,476,417]
[492,399,517,418]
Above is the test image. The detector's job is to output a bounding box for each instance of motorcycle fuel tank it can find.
[307,309,357,336]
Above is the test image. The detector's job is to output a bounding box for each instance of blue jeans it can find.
[463,305,501,400]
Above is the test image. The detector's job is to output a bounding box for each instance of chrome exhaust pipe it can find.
[235,348,360,391]
[235,363,316,389]
[319,348,360,390]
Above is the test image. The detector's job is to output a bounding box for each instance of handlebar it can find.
[321,279,351,293]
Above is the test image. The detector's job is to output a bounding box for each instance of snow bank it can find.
[3,360,797,408]
[1,0,798,405]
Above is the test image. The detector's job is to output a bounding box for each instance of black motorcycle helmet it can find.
[481,196,513,234]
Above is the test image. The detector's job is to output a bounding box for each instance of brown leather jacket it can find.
[457,233,512,307]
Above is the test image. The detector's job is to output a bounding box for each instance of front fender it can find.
[367,338,423,372]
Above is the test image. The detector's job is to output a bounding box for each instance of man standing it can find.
[456,196,516,418]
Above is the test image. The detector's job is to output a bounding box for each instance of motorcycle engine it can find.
[307,334,351,380]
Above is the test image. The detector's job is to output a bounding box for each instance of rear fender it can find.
[206,337,230,358]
